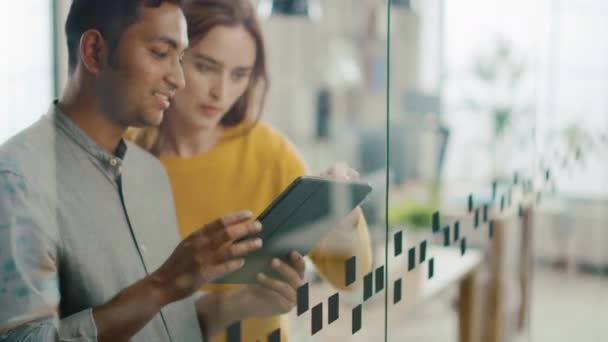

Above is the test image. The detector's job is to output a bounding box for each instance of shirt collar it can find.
[48,101,128,174]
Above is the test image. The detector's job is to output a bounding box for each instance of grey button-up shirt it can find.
[0,104,203,341]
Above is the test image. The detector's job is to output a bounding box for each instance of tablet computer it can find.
[213,176,372,284]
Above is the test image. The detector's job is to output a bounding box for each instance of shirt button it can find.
[109,158,118,167]
[140,244,147,253]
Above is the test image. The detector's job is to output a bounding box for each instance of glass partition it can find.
[2,1,606,341]
[531,1,608,341]
[258,0,389,340]
[385,0,544,340]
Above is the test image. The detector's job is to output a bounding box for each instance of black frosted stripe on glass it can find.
[461,238,467,256]
[345,256,356,287]
[394,231,403,256]
[393,278,402,304]
[432,211,440,233]
[311,303,322,335]
[519,204,524,217]
[328,293,339,324]
[297,283,309,316]
[363,272,373,301]
[409,247,416,270]
[419,242,427,264]
[483,204,488,222]
[375,266,384,293]
[410,240,427,263]
[352,305,362,334]
[267,329,280,342]
[226,321,241,342]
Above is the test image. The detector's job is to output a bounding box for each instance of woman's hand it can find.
[318,161,360,181]
[234,251,306,317]
[319,161,362,232]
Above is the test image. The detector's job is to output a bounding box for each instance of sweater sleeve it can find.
[308,210,373,291]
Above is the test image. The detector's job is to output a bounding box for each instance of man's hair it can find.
[65,0,182,72]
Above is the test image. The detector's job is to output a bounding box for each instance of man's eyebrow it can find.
[149,35,179,49]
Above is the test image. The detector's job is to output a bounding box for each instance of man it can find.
[0,1,305,341]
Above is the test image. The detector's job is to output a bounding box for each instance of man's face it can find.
[96,2,188,128]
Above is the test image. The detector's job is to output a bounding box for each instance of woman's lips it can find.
[200,104,222,117]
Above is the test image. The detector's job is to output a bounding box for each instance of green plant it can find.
[464,36,532,139]
[544,123,608,171]
[388,200,436,231]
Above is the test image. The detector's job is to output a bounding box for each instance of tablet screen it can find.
[213,176,372,284]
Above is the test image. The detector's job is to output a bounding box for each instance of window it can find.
[0,0,54,143]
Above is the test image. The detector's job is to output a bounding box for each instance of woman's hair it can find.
[131,0,269,153]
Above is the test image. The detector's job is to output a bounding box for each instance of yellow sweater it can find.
[130,122,372,342]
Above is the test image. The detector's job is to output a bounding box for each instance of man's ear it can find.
[79,30,109,74]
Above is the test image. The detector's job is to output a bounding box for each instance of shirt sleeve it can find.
[0,309,97,342]
[0,320,58,341]
[0,170,98,341]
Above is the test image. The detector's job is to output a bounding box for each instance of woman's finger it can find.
[256,273,297,304]
[270,258,303,289]
[289,251,306,279]
[346,167,360,180]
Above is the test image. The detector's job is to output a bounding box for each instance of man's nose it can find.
[166,58,186,91]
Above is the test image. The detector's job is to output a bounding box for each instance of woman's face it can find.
[170,24,256,131]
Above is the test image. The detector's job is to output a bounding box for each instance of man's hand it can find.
[91,210,262,341]
[149,210,263,304]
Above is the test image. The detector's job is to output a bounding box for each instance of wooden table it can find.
[384,181,535,342]
[282,181,534,342]
[288,246,484,342]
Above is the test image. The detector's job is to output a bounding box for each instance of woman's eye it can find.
[232,72,250,81]
[196,64,214,72]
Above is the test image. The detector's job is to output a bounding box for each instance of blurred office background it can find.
[2,0,607,341]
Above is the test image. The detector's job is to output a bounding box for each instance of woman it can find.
[129,0,373,341]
